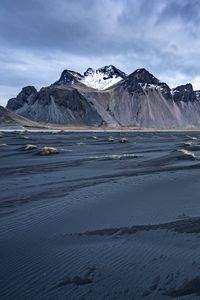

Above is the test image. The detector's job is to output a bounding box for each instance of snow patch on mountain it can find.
[80,72,122,90]
[80,66,126,90]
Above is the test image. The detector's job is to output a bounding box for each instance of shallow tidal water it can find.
[1,131,200,299]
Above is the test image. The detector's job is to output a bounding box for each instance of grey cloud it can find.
[1,0,200,105]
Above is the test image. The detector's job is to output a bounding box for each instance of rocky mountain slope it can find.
[0,105,47,128]
[6,66,200,128]
[7,85,103,126]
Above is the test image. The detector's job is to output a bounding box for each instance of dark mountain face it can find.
[7,86,37,111]
[120,68,172,100]
[96,65,126,79]
[54,70,83,85]
[128,68,160,84]
[5,65,200,128]
[84,68,94,77]
[6,86,103,125]
[172,83,197,102]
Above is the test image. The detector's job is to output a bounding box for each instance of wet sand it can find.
[1,131,200,299]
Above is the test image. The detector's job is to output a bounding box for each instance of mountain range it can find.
[4,65,200,128]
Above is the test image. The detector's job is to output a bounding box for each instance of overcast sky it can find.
[1,0,200,106]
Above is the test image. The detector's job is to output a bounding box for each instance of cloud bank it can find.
[1,0,200,105]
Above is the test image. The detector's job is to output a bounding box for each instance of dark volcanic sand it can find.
[1,131,200,299]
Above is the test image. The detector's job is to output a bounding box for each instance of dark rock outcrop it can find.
[7,86,37,111]
[91,65,126,80]
[128,68,160,85]
[120,68,172,99]
[54,70,83,85]
[172,83,197,102]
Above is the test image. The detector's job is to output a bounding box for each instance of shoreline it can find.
[1,127,200,133]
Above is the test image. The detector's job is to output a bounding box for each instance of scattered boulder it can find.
[24,144,38,150]
[120,137,128,143]
[185,135,197,141]
[38,146,60,155]
[183,143,200,151]
[177,149,197,160]
[58,130,65,134]
[108,136,114,142]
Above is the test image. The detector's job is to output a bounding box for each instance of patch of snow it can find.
[141,83,162,90]
[171,89,177,96]
[80,69,123,90]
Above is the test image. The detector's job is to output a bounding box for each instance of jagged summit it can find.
[97,65,126,79]
[84,65,126,79]
[172,83,197,102]
[54,65,126,90]
[54,70,83,85]
[128,68,161,85]
[119,68,172,99]
[81,65,126,90]
[173,83,194,92]
[84,67,95,77]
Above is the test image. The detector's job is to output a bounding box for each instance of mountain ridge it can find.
[5,66,200,128]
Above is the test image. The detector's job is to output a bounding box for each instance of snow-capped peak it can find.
[80,65,126,90]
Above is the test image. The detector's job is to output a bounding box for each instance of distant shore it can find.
[1,126,200,132]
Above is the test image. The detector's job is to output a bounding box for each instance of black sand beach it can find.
[1,131,200,299]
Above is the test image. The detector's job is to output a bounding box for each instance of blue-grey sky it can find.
[1,0,200,105]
